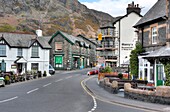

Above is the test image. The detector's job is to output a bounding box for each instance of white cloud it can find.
[80,0,158,17]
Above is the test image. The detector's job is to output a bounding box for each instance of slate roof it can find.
[134,0,166,27]
[77,34,98,46]
[143,46,170,58]
[50,31,91,48]
[0,33,51,49]
[60,31,79,44]
[112,16,124,24]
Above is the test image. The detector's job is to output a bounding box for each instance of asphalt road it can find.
[0,69,163,112]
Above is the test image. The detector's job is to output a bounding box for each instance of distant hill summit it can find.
[0,0,114,38]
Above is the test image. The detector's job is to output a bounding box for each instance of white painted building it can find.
[0,32,51,76]
[113,1,142,67]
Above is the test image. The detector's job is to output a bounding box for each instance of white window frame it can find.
[0,40,6,56]
[17,48,23,57]
[55,42,63,51]
[151,27,157,44]
[31,42,39,57]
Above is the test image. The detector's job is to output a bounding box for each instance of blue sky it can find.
[78,0,158,17]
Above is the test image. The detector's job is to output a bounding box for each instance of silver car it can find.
[0,77,5,87]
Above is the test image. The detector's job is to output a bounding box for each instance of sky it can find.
[78,0,158,17]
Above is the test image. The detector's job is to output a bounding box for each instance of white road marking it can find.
[74,74,80,77]
[55,79,63,82]
[81,77,98,112]
[27,88,39,94]
[43,83,52,87]
[0,96,18,103]
[65,76,72,79]
[88,96,97,112]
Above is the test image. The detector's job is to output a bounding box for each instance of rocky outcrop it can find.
[0,0,114,37]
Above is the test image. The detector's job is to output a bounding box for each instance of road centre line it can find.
[27,88,39,94]
[43,83,52,87]
[55,79,63,82]
[0,96,18,103]
[65,76,72,79]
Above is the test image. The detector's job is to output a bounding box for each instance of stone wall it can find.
[99,78,118,94]
[124,83,170,105]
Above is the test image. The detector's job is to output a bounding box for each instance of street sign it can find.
[98,33,102,41]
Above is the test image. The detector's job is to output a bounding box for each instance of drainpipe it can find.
[119,20,121,67]
[154,59,157,86]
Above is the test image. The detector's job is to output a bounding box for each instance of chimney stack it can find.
[36,29,42,37]
[126,1,141,14]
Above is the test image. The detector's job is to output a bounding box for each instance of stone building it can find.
[134,0,167,86]
[48,31,97,70]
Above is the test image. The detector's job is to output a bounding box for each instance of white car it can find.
[0,77,5,87]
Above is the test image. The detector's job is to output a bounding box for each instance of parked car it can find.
[0,77,5,87]
[49,64,55,75]
[87,69,98,76]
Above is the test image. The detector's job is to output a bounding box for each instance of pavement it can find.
[84,76,170,112]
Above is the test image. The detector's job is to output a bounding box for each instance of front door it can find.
[17,63,23,74]
[156,65,164,86]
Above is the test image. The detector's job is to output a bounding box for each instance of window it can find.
[109,28,114,36]
[31,42,39,57]
[17,48,22,57]
[0,40,6,56]
[31,63,39,71]
[55,42,63,51]
[109,41,114,47]
[151,27,157,44]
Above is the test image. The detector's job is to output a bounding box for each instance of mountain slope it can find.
[0,0,114,37]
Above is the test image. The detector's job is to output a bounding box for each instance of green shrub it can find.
[0,24,16,32]
[101,66,112,73]
[118,73,123,79]
[5,75,10,81]
[164,63,170,86]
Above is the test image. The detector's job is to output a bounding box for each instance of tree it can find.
[164,63,170,86]
[130,42,144,78]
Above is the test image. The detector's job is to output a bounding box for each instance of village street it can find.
[0,69,169,112]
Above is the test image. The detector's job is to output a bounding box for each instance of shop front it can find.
[55,55,63,70]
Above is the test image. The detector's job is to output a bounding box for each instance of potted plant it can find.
[4,75,10,85]
[33,71,37,79]
[38,71,42,78]
[43,71,47,77]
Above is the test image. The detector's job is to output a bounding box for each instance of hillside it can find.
[0,0,114,38]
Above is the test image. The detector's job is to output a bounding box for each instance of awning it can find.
[15,57,27,63]
[143,46,170,58]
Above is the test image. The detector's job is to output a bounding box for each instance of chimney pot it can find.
[137,4,139,7]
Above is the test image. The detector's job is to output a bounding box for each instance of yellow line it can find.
[81,76,158,112]
[81,76,94,97]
